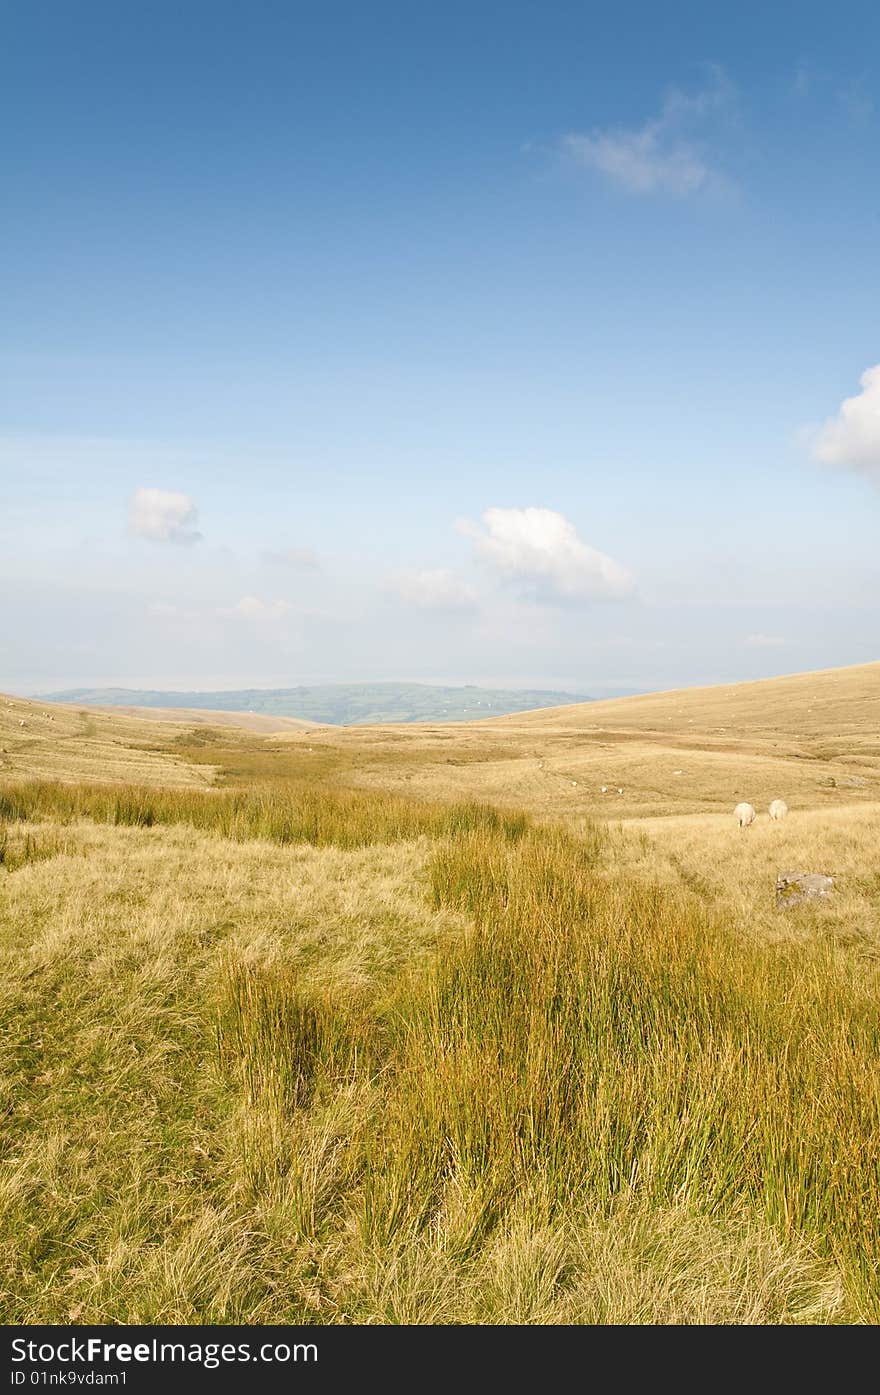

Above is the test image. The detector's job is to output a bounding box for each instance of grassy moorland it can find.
[1,664,879,1323]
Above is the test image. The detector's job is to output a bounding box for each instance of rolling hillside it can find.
[502,660,880,737]
[3,662,880,1323]
[278,661,880,821]
[0,692,217,786]
[81,703,319,733]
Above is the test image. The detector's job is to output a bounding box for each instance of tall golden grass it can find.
[0,779,527,849]
[214,820,879,1319]
[2,776,877,1322]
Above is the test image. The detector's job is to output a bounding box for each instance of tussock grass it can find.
[0,822,71,873]
[212,819,878,1319]
[0,779,528,850]
[346,1199,842,1324]
[218,960,378,1112]
[1,771,876,1322]
[380,824,878,1316]
[0,821,458,1322]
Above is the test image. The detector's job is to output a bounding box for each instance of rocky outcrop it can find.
[776,871,834,910]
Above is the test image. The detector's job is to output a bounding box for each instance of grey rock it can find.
[776,871,834,910]
[836,776,867,788]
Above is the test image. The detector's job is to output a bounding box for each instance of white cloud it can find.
[217,596,291,621]
[558,68,734,196]
[744,633,786,649]
[460,507,634,602]
[262,546,319,569]
[387,568,478,613]
[813,365,880,478]
[561,127,707,196]
[129,488,201,544]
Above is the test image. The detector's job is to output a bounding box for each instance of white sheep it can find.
[734,802,756,828]
[768,799,788,822]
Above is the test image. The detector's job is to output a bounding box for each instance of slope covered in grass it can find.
[500,660,880,737]
[0,693,217,788]
[305,660,880,820]
[2,774,877,1322]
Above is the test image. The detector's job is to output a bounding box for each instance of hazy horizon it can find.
[18,660,878,707]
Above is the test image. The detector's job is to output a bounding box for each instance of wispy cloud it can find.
[386,568,478,613]
[129,488,201,544]
[812,364,880,479]
[459,507,634,603]
[147,596,292,624]
[262,546,320,569]
[557,67,736,197]
[216,596,291,621]
[791,59,873,123]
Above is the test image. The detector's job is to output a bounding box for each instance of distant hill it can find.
[37,682,597,726]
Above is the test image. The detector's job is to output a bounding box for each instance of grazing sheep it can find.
[617,787,624,795]
[768,798,788,822]
[600,786,607,793]
[734,801,756,828]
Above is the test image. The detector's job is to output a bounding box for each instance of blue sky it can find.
[2,0,879,694]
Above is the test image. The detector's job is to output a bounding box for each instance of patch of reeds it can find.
[0,779,529,850]
[345,822,880,1315]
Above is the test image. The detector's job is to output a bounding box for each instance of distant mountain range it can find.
[37,682,606,726]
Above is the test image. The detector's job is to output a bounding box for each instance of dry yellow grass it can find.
[90,703,320,734]
[594,801,880,956]
[255,660,880,821]
[0,821,462,1321]
[0,693,217,787]
[2,661,879,1323]
[8,659,877,818]
[0,816,857,1323]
